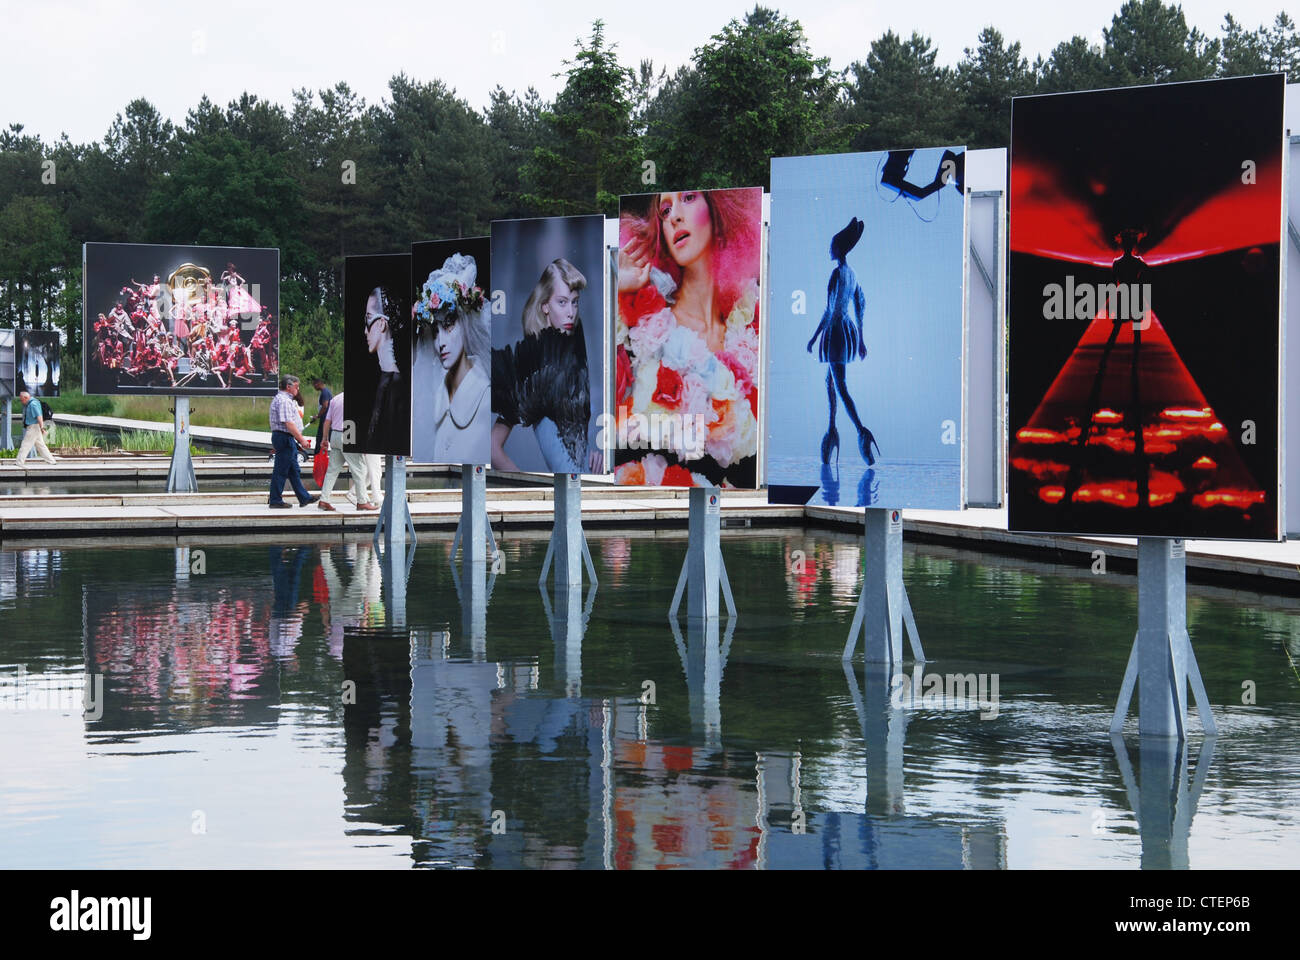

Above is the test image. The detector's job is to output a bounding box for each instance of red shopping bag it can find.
[313,446,329,488]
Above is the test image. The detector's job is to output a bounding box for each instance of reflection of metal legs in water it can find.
[670,614,736,750]
[1111,732,1215,869]
[540,580,598,698]
[843,660,907,818]
[450,559,496,661]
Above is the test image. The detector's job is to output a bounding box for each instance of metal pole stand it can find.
[450,463,497,565]
[842,508,925,665]
[373,455,416,627]
[1110,538,1217,739]
[539,473,597,588]
[166,397,197,493]
[1,397,12,451]
[373,455,416,551]
[669,487,737,620]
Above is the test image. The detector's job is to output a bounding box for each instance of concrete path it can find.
[1,469,1297,590]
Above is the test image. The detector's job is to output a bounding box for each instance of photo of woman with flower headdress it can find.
[344,254,411,456]
[614,187,762,488]
[489,215,606,474]
[410,237,493,465]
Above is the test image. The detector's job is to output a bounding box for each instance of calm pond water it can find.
[1,529,1297,869]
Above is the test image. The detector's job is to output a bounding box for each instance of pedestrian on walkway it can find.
[268,375,319,508]
[15,391,57,465]
[310,376,333,460]
[318,391,379,512]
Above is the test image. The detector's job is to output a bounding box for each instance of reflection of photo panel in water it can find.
[343,254,412,457]
[410,237,492,466]
[766,149,967,510]
[613,188,763,489]
[1007,74,1285,540]
[81,242,280,397]
[489,215,607,474]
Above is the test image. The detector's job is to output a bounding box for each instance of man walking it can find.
[310,377,333,460]
[15,391,57,465]
[318,390,379,512]
[268,375,318,508]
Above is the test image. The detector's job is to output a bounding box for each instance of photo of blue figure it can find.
[806,217,876,467]
[489,215,607,474]
[767,148,967,510]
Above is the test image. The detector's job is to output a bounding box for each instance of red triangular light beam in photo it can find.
[1010,308,1265,512]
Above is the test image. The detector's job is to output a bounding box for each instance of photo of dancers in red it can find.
[83,243,280,396]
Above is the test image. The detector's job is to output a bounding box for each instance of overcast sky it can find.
[2,0,1291,144]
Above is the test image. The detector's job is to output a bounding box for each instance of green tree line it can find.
[1,1,1295,390]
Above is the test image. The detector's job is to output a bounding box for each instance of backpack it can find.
[40,400,54,422]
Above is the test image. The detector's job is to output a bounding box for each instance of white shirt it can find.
[429,360,490,464]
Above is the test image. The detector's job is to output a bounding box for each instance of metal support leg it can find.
[373,455,415,552]
[166,396,197,493]
[452,464,496,566]
[668,487,736,621]
[1110,538,1217,739]
[1,397,12,451]
[540,473,597,588]
[843,509,924,665]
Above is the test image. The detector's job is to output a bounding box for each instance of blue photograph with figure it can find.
[766,147,968,510]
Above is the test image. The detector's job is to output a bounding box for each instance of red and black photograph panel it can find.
[1008,74,1286,540]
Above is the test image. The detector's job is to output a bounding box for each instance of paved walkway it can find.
[2,455,1298,588]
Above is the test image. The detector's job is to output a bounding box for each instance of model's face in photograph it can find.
[542,284,579,333]
[364,289,388,353]
[659,191,712,268]
[434,313,464,370]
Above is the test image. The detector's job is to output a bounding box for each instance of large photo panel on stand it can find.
[489,215,607,474]
[17,329,62,397]
[411,237,492,465]
[1009,74,1285,540]
[344,254,412,457]
[83,242,279,396]
[767,148,968,509]
[613,187,763,488]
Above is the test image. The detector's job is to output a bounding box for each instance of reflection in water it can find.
[1112,734,1215,870]
[541,582,597,698]
[1,531,1298,868]
[671,616,735,749]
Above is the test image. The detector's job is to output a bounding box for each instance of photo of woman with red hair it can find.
[614,187,762,488]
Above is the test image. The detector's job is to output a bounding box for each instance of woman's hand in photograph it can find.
[587,448,604,475]
[618,237,652,293]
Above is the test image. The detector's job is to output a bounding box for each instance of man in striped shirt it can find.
[268,375,319,508]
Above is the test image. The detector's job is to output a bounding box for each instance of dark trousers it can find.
[270,430,311,505]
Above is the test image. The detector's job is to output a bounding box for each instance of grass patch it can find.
[45,385,275,432]
[48,426,103,450]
